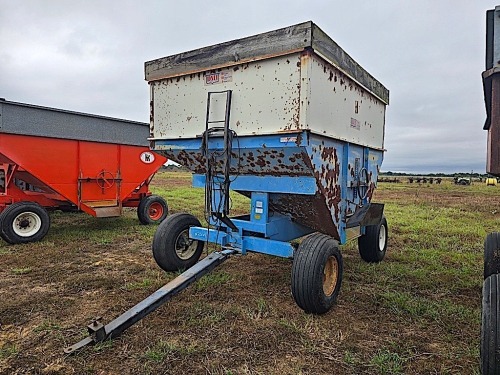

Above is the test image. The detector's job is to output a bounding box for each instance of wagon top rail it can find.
[144,21,389,105]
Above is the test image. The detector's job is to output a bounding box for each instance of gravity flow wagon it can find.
[147,21,390,313]
[66,21,390,353]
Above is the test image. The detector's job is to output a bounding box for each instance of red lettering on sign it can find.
[205,73,220,85]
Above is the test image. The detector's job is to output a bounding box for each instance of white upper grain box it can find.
[145,21,388,150]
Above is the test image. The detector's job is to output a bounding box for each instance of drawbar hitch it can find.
[64,249,235,354]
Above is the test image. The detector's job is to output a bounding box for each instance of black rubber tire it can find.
[152,213,204,272]
[484,233,500,279]
[137,195,168,225]
[481,274,500,374]
[0,202,50,244]
[291,233,343,314]
[358,216,388,263]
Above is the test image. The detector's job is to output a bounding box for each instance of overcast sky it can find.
[0,1,496,173]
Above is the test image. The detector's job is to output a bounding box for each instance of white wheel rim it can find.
[13,211,42,237]
[175,229,197,260]
[378,224,387,251]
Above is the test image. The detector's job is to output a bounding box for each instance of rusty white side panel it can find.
[150,55,303,139]
[150,51,386,150]
[301,53,386,150]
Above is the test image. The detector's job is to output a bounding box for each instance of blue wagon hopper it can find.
[66,21,389,353]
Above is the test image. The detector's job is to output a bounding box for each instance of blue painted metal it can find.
[193,174,317,195]
[189,189,312,258]
[152,130,384,254]
[190,226,296,258]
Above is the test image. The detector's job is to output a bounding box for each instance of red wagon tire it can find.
[137,195,168,225]
[0,202,50,244]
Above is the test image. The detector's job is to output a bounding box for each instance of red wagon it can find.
[0,99,168,244]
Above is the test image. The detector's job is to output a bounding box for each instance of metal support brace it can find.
[64,250,236,354]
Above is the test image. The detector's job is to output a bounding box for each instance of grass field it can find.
[0,171,496,374]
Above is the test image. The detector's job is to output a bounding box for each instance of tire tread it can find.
[152,213,203,272]
[291,233,343,314]
[0,202,50,244]
[482,273,500,374]
[484,232,500,279]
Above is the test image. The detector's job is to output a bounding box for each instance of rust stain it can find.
[269,194,340,240]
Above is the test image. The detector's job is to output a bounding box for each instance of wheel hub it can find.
[175,230,198,260]
[323,256,339,296]
[19,218,31,229]
[13,211,42,237]
[148,203,163,220]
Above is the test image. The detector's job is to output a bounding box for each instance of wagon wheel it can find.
[358,215,388,263]
[291,233,343,314]
[481,273,500,374]
[96,170,115,190]
[0,202,50,244]
[152,213,204,272]
[137,195,168,225]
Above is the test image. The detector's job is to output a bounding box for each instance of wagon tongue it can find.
[64,250,235,354]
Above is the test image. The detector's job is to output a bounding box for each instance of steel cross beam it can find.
[64,250,235,354]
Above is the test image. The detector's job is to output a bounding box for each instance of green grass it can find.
[33,320,61,333]
[369,349,406,374]
[0,344,17,360]
[0,172,489,373]
[125,278,154,290]
[182,301,227,327]
[10,267,32,275]
[144,340,198,362]
[93,340,114,352]
[192,271,232,292]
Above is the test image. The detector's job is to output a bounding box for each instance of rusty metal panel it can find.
[486,6,500,70]
[148,22,388,242]
[486,72,500,176]
[150,55,303,139]
[302,53,386,150]
[145,22,389,105]
[310,24,389,104]
[153,130,384,242]
[150,51,386,151]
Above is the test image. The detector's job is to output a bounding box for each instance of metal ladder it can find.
[203,90,237,230]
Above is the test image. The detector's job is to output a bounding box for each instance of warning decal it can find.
[140,151,155,164]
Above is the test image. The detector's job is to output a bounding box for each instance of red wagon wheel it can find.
[137,195,168,225]
[96,170,115,190]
